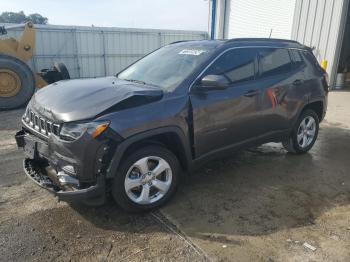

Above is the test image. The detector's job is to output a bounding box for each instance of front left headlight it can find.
[60,121,110,141]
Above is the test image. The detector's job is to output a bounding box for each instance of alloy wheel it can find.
[124,156,172,205]
[297,116,316,148]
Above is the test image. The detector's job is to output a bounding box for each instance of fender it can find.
[308,96,325,105]
[292,96,325,128]
[288,94,309,128]
[304,96,324,118]
[106,126,193,178]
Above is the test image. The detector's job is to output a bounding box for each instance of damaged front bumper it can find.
[23,158,106,202]
[15,129,108,204]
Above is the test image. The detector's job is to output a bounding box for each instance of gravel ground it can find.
[1,91,350,262]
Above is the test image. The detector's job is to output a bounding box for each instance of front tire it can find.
[283,109,319,154]
[112,145,180,212]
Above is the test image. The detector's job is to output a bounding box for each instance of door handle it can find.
[293,79,304,86]
[244,90,259,97]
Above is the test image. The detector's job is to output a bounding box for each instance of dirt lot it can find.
[1,91,350,262]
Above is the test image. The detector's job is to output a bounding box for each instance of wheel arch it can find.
[301,99,324,122]
[106,126,193,178]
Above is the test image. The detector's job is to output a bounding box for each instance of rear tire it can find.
[283,109,319,154]
[0,55,35,110]
[111,145,180,212]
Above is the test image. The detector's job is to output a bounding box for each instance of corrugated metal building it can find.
[292,0,350,88]
[210,0,350,88]
[212,0,296,39]
[1,24,208,78]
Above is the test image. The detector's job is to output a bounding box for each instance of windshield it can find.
[117,43,215,91]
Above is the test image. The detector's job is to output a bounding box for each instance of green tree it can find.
[26,13,48,24]
[0,11,48,24]
[0,11,26,23]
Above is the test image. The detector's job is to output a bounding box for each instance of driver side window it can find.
[205,48,257,85]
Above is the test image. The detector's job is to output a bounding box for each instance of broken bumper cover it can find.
[23,158,105,202]
[15,124,116,204]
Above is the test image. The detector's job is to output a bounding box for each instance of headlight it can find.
[60,121,110,141]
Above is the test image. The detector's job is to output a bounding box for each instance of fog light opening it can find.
[62,165,76,175]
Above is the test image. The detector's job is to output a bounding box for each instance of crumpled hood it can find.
[30,76,163,122]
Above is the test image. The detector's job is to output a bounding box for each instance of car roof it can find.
[169,40,224,48]
[170,38,309,50]
[224,38,307,49]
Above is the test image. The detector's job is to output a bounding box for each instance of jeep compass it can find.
[15,39,328,212]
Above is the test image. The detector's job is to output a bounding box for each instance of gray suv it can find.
[15,38,328,212]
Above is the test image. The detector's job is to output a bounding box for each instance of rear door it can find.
[190,48,265,157]
[256,48,299,133]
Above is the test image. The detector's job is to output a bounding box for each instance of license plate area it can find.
[24,137,37,159]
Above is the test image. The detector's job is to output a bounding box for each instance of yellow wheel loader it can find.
[0,22,70,110]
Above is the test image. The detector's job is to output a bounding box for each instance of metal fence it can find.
[2,24,208,78]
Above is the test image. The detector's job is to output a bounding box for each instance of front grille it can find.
[23,108,60,137]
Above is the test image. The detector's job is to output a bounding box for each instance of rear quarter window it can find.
[258,48,293,78]
[302,51,323,72]
[290,49,305,69]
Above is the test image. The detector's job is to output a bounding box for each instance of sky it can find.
[1,0,210,31]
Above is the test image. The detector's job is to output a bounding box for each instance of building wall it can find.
[210,0,227,39]
[339,4,350,72]
[225,0,296,39]
[211,0,296,39]
[291,0,349,86]
[2,24,208,78]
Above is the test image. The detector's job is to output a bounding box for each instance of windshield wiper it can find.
[124,79,146,85]
[123,78,160,88]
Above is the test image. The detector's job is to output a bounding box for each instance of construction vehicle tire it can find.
[0,55,35,110]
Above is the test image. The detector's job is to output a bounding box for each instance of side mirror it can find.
[199,74,230,90]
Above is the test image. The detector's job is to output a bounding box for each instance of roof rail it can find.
[169,40,192,45]
[225,38,300,44]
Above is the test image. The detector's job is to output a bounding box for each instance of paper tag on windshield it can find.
[179,49,206,56]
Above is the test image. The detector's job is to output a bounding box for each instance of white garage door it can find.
[226,0,296,39]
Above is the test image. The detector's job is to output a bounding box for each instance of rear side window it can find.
[258,48,292,78]
[290,49,305,69]
[205,48,257,84]
[302,51,322,71]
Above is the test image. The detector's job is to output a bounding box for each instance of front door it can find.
[190,48,264,158]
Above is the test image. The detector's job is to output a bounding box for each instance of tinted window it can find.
[259,48,292,78]
[290,49,304,69]
[302,51,322,70]
[205,48,257,84]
